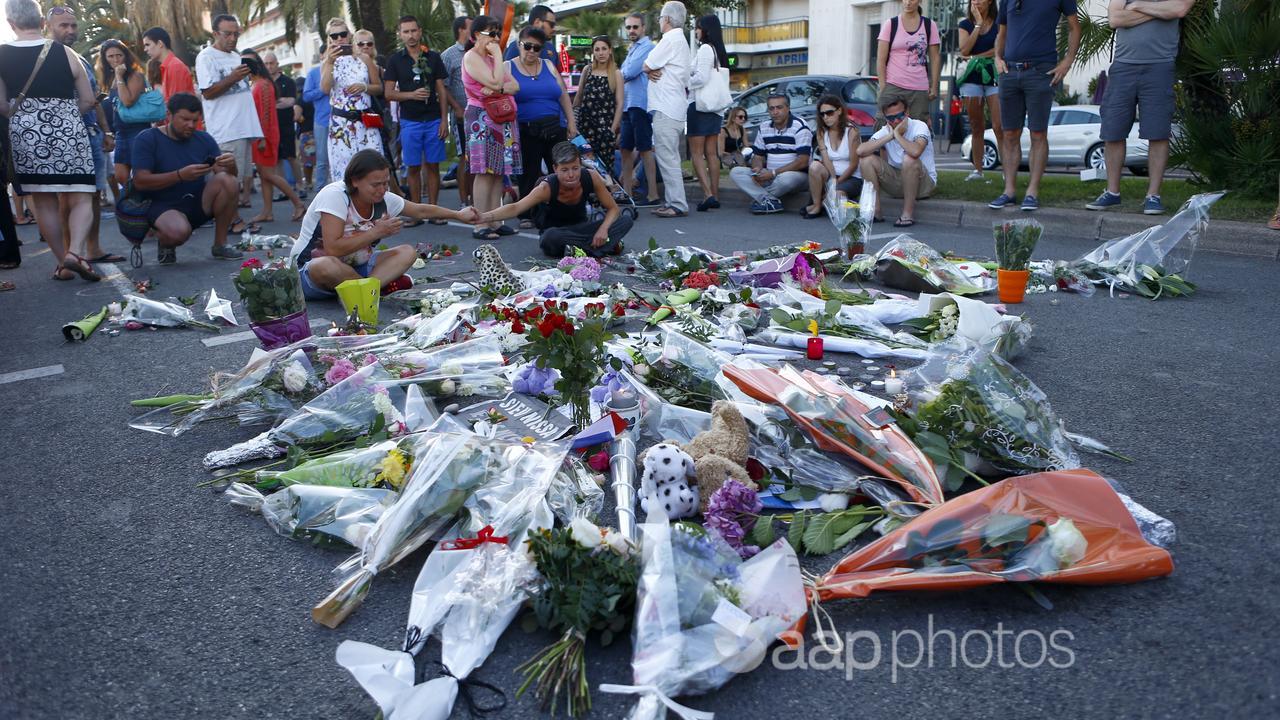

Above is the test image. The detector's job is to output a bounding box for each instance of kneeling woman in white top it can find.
[803,94,863,219]
[291,149,479,300]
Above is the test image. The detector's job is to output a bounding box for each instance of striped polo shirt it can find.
[751,115,813,171]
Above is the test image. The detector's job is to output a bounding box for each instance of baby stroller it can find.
[571,135,639,223]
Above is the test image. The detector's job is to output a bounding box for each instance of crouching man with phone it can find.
[129,92,243,264]
[290,149,480,300]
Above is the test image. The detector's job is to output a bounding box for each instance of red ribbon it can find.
[440,525,509,551]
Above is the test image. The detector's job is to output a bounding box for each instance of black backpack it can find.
[888,15,935,72]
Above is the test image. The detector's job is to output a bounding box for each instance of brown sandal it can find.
[52,266,74,281]
[61,252,101,282]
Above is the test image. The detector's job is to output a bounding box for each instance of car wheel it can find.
[1128,165,1149,177]
[1087,143,1107,170]
[981,141,1000,170]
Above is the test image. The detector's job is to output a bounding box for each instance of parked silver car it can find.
[960,105,1152,175]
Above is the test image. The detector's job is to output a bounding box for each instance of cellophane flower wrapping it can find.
[852,237,993,295]
[121,294,219,331]
[376,335,506,385]
[130,335,402,437]
[607,521,806,720]
[823,178,875,258]
[723,364,945,507]
[1073,191,1223,289]
[226,482,398,548]
[914,293,1032,360]
[813,469,1175,602]
[312,431,532,628]
[233,259,307,324]
[337,438,570,719]
[250,439,412,492]
[904,339,1081,476]
[202,360,405,470]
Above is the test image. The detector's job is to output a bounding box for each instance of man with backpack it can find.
[875,0,941,123]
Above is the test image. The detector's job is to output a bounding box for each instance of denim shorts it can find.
[958,82,999,99]
[998,62,1056,132]
[1100,61,1175,141]
[299,250,380,300]
[618,106,654,152]
[89,130,109,191]
[686,103,723,137]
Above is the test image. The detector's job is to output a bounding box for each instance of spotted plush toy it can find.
[638,442,699,520]
[473,244,522,295]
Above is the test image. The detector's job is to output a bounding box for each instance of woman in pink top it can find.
[462,15,523,240]
[876,0,941,123]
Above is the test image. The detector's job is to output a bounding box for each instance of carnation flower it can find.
[324,358,357,385]
[281,362,310,393]
[587,450,610,472]
[378,450,408,491]
[569,517,603,549]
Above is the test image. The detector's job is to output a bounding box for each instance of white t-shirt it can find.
[645,27,690,121]
[195,46,263,144]
[291,181,408,267]
[870,118,936,182]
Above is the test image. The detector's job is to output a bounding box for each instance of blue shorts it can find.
[1100,61,1175,141]
[958,83,999,99]
[299,250,380,300]
[400,117,447,167]
[619,106,654,152]
[998,61,1057,133]
[686,103,723,137]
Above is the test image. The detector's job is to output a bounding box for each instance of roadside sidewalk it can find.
[692,182,1280,259]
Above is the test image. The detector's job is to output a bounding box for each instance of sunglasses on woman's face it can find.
[522,42,543,52]
[479,30,500,38]
[357,41,374,47]
[820,109,839,117]
[329,31,349,40]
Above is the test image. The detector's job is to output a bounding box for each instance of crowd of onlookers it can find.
[2,0,1277,295]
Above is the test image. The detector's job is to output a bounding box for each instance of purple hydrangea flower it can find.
[702,479,763,559]
[557,256,602,283]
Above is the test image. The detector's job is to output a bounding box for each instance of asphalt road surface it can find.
[1,188,1275,719]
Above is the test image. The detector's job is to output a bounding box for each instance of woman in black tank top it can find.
[719,107,748,168]
[474,141,634,258]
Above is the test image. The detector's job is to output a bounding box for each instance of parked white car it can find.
[960,105,1152,176]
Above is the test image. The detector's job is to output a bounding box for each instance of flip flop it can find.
[230,220,261,234]
[652,206,687,218]
[893,217,915,228]
[0,280,13,291]
[291,207,306,222]
[52,266,75,281]
[472,227,500,240]
[237,201,252,209]
[494,225,517,236]
[873,216,886,223]
[90,253,126,263]
[428,218,448,226]
[14,214,34,226]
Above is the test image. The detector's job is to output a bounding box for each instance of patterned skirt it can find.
[464,104,521,177]
[9,97,94,193]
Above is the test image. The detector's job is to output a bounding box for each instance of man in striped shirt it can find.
[729,93,812,214]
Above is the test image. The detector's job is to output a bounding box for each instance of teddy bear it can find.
[637,401,755,518]
[684,400,754,512]
[638,442,699,520]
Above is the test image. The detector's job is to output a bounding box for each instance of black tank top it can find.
[0,42,76,101]
[538,172,593,227]
[722,127,743,153]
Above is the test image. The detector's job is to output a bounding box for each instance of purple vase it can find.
[249,309,313,350]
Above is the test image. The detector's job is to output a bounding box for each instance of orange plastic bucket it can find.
[997,268,1031,304]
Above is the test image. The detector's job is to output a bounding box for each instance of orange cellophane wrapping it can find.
[813,468,1174,602]
[722,364,945,506]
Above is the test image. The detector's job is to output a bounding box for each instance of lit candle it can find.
[883,367,904,395]
[806,319,823,360]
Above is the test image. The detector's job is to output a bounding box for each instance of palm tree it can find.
[397,0,461,51]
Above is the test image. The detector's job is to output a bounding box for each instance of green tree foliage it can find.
[1173,0,1280,198]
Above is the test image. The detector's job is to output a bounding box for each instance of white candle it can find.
[884,372,904,395]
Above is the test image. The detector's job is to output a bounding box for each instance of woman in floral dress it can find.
[572,36,622,177]
[320,18,383,181]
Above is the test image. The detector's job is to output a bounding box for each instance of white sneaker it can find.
[965,170,984,182]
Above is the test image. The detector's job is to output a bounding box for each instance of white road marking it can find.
[201,318,331,348]
[0,364,65,385]
[445,220,539,240]
[96,262,136,298]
